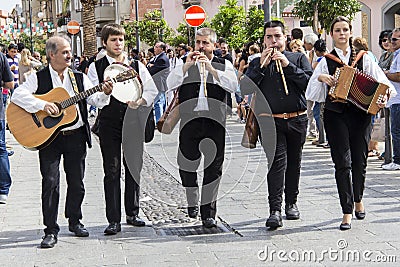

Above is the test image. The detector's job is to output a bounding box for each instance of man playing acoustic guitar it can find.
[11,35,113,248]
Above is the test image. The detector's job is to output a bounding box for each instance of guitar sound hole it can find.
[43,113,64,129]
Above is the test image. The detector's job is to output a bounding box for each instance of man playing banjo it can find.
[87,23,158,235]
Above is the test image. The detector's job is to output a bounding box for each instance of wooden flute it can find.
[260,47,289,95]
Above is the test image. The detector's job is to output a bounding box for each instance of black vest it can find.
[178,57,227,121]
[325,49,363,113]
[36,66,91,147]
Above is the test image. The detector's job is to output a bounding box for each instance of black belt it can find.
[61,127,83,136]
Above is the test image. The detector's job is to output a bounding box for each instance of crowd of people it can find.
[0,15,399,249]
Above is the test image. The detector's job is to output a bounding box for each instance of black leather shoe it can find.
[187,206,199,218]
[126,215,145,227]
[69,222,89,237]
[340,223,351,231]
[266,211,283,229]
[355,210,366,220]
[285,203,300,220]
[104,222,121,235]
[202,218,217,228]
[40,234,57,248]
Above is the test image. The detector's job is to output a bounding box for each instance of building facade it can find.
[3,0,400,57]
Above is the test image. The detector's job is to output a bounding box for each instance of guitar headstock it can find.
[115,69,137,83]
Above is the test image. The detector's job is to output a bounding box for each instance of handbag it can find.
[144,108,155,143]
[241,93,259,148]
[157,90,180,134]
[371,117,385,142]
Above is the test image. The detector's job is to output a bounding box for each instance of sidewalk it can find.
[1,116,399,266]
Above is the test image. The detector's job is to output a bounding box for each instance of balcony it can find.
[95,2,115,23]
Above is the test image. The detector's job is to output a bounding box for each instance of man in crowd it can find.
[11,35,113,248]
[383,28,400,170]
[241,20,312,229]
[219,41,233,116]
[0,50,14,205]
[167,28,237,228]
[87,23,158,235]
[6,43,19,94]
[147,41,170,123]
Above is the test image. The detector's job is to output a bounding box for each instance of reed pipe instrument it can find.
[260,47,288,95]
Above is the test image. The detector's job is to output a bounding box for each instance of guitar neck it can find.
[59,83,105,109]
[58,69,136,109]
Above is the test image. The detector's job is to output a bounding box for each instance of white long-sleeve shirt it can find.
[306,47,396,105]
[166,56,238,111]
[11,64,102,131]
[87,54,158,108]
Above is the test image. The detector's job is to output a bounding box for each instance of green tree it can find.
[293,0,362,34]
[210,0,247,49]
[167,21,210,48]
[123,21,138,51]
[246,6,264,43]
[137,9,174,46]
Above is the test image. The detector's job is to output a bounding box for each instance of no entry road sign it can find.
[67,20,80,35]
[185,5,206,27]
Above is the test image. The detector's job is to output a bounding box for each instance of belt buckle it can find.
[282,113,288,119]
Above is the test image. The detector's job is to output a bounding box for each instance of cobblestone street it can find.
[1,116,399,266]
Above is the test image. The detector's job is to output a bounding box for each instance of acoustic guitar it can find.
[6,69,138,150]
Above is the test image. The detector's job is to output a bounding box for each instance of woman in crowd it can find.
[289,39,306,54]
[18,48,42,85]
[307,16,394,230]
[378,29,394,71]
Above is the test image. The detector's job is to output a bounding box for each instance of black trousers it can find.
[259,114,307,212]
[39,127,86,235]
[178,116,225,220]
[98,106,148,223]
[324,105,372,214]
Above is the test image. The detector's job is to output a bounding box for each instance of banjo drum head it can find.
[104,63,142,103]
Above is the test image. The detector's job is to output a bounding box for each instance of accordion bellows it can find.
[329,65,388,115]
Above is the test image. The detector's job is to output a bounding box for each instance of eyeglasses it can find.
[382,38,389,42]
[391,37,400,42]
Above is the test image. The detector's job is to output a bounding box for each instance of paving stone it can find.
[1,116,399,265]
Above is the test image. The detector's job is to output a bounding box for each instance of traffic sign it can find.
[185,5,206,27]
[67,20,80,35]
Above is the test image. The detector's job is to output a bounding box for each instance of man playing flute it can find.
[241,20,313,230]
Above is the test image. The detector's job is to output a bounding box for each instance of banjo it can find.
[103,62,142,103]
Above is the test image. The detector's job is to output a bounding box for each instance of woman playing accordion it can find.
[306,16,396,231]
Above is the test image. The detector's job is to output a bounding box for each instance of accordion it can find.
[329,65,388,115]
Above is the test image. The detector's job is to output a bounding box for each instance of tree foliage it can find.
[167,21,211,48]
[293,0,362,33]
[246,6,264,44]
[1,33,46,56]
[123,21,138,51]
[138,10,173,47]
[210,0,247,49]
[124,10,174,50]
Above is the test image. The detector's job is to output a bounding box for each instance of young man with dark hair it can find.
[241,20,313,230]
[87,23,158,235]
